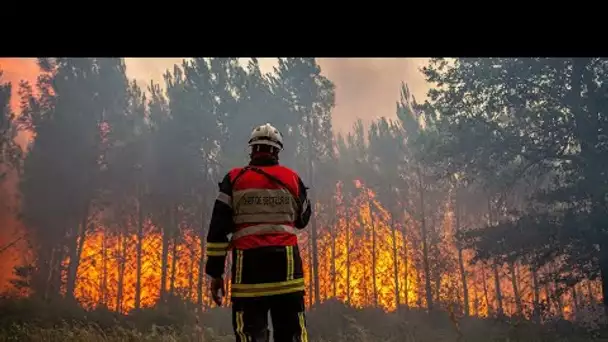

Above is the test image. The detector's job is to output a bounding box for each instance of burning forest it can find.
[1,57,608,341]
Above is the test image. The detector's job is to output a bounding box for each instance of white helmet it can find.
[249,123,284,150]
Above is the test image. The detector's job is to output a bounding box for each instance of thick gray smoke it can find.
[123,58,430,133]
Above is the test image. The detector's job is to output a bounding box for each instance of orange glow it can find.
[43,178,600,320]
[0,59,601,320]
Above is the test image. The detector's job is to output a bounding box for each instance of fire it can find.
[23,179,599,319]
[314,180,417,311]
[60,223,214,313]
[0,174,603,320]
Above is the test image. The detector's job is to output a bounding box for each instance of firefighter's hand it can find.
[210,277,225,306]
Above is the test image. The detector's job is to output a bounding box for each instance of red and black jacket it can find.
[205,156,311,298]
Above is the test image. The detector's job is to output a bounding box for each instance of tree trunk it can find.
[197,202,207,307]
[116,231,128,313]
[169,205,179,296]
[455,198,469,317]
[493,264,504,317]
[308,233,314,307]
[66,204,90,301]
[473,284,479,316]
[366,195,378,308]
[587,280,596,306]
[417,166,433,311]
[306,109,320,307]
[509,261,523,316]
[481,263,491,316]
[135,196,144,310]
[401,212,409,310]
[531,267,541,323]
[345,205,351,306]
[330,202,337,299]
[554,280,564,319]
[101,229,108,306]
[572,285,579,318]
[487,199,503,317]
[544,283,553,315]
[160,208,170,302]
[390,207,399,311]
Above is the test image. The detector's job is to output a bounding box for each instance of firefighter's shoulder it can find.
[274,165,301,177]
[217,167,243,187]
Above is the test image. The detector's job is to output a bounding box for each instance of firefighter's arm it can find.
[205,173,234,279]
[295,175,312,229]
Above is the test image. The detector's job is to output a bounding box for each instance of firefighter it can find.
[205,123,312,342]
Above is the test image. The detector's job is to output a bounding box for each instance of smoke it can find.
[0,58,431,134]
[123,58,431,133]
[316,58,430,134]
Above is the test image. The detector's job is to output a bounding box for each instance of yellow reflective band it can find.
[299,312,308,342]
[207,242,230,249]
[286,246,294,281]
[235,250,243,284]
[206,250,227,257]
[232,278,304,290]
[236,311,246,341]
[231,278,306,298]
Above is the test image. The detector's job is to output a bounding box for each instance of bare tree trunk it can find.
[473,284,479,316]
[197,202,207,307]
[308,233,313,307]
[509,261,523,316]
[481,263,491,316]
[116,231,128,313]
[66,203,90,301]
[135,196,144,310]
[366,194,378,308]
[188,244,194,300]
[160,208,170,302]
[487,199,503,317]
[587,281,596,306]
[390,207,399,311]
[306,110,320,306]
[455,198,469,317]
[416,268,423,308]
[169,205,179,296]
[493,264,504,317]
[401,213,409,310]
[572,285,579,318]
[101,229,108,306]
[345,206,351,306]
[330,202,337,299]
[417,166,433,311]
[554,280,564,319]
[531,267,541,323]
[544,283,553,315]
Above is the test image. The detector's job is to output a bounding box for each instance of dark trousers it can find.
[232,292,308,342]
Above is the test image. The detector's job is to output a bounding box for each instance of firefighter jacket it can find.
[205,156,312,298]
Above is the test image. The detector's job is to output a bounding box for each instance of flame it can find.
[0,59,600,319]
[20,179,596,319]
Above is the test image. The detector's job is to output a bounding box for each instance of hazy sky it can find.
[1,58,431,133]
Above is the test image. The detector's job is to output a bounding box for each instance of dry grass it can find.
[0,298,607,342]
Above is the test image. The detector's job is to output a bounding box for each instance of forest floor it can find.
[0,297,606,342]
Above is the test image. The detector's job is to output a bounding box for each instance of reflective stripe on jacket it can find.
[227,165,302,250]
[204,156,311,298]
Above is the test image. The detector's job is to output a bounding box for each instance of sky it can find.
[0,57,431,134]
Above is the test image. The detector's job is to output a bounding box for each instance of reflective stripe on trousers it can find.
[231,278,306,298]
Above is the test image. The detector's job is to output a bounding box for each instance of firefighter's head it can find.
[248,123,284,160]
